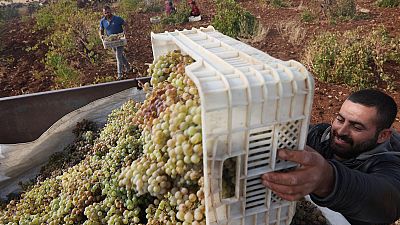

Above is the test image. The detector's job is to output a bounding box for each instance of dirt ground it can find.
[0,0,400,130]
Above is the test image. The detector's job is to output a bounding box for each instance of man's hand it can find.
[99,29,105,41]
[261,146,334,201]
[122,22,128,34]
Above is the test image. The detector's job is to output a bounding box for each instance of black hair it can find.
[348,89,397,131]
[103,5,111,11]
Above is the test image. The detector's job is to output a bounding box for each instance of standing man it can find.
[262,89,400,225]
[99,5,131,79]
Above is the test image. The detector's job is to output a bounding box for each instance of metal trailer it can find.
[0,77,149,144]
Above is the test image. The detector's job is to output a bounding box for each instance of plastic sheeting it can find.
[305,195,351,225]
[0,88,146,198]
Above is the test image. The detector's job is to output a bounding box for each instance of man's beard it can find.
[330,130,379,159]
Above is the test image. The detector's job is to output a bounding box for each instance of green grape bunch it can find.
[0,50,207,225]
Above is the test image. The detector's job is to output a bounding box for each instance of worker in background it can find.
[99,5,131,80]
[165,0,175,15]
[189,0,200,17]
[262,89,400,225]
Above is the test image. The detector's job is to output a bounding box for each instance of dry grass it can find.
[239,24,271,44]
[276,20,307,46]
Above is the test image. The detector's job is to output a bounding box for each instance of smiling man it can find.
[262,89,400,225]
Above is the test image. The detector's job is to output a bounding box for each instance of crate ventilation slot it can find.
[248,128,273,172]
[245,176,266,211]
[271,192,284,205]
[276,121,301,164]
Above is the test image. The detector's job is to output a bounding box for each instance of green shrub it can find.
[161,1,191,25]
[301,9,316,23]
[45,52,79,88]
[335,0,356,17]
[27,2,41,15]
[388,37,400,63]
[239,11,258,38]
[323,0,356,20]
[143,0,164,12]
[0,6,19,21]
[34,0,101,87]
[119,0,161,18]
[0,6,19,41]
[35,0,101,57]
[270,0,290,8]
[212,0,259,38]
[120,0,143,12]
[304,33,339,82]
[0,20,3,51]
[376,0,400,7]
[35,7,55,30]
[120,0,163,14]
[303,27,400,90]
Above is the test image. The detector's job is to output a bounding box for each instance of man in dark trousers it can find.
[262,89,400,225]
[99,5,131,79]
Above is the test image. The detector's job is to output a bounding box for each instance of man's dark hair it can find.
[103,5,111,10]
[348,89,397,131]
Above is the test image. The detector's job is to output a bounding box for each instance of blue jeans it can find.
[113,46,130,78]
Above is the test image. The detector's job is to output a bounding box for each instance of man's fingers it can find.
[262,171,299,186]
[277,149,317,166]
[262,168,317,186]
[261,179,306,201]
[272,191,304,201]
[262,179,296,194]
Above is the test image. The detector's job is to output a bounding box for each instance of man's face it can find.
[103,8,112,19]
[330,100,380,159]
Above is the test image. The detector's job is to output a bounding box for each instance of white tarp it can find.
[305,195,351,225]
[0,87,145,198]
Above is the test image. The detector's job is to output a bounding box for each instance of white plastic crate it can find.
[151,26,314,225]
[189,15,202,22]
[102,33,127,49]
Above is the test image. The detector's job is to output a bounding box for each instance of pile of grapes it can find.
[103,33,126,41]
[0,50,204,225]
[0,50,327,225]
